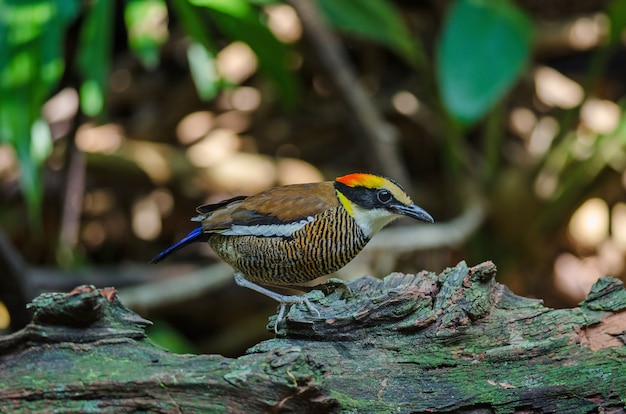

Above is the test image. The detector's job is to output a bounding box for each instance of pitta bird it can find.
[151,173,434,331]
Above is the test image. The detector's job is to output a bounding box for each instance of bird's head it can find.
[334,173,434,238]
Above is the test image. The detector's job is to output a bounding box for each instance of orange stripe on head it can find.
[336,173,386,189]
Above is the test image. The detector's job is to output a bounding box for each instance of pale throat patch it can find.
[349,205,398,238]
[219,216,315,237]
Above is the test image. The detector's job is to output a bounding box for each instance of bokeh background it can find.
[1,0,625,356]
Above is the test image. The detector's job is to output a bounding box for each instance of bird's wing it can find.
[196,181,339,234]
[196,195,248,214]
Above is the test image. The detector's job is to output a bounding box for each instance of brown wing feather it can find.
[196,195,248,214]
[195,181,339,232]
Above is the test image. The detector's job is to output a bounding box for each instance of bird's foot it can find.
[275,295,320,333]
[233,273,321,333]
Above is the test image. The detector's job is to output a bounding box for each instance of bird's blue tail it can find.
[150,226,207,264]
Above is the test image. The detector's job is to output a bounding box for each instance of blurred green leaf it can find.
[199,3,300,107]
[171,0,224,102]
[188,42,220,101]
[76,0,113,117]
[170,0,218,53]
[437,0,532,125]
[607,0,626,45]
[79,79,104,117]
[30,117,53,162]
[316,0,425,68]
[174,0,299,105]
[124,0,168,69]
[0,0,79,225]
[536,106,626,230]
[190,0,251,17]
[247,0,280,4]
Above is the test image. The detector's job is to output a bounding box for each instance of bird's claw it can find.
[274,295,321,334]
[302,297,321,317]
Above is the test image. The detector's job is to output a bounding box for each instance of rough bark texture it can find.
[1,261,625,413]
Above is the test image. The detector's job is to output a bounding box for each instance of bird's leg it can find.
[233,273,320,332]
[275,304,287,334]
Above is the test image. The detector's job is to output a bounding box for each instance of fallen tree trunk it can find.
[1,261,625,413]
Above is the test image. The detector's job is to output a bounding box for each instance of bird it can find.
[150,173,434,331]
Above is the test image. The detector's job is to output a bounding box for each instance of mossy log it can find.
[1,261,625,413]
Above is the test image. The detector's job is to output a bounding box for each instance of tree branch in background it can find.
[117,262,233,313]
[57,130,86,265]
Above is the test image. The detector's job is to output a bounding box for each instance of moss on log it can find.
[1,261,625,413]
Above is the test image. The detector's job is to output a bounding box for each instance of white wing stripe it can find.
[220,216,314,237]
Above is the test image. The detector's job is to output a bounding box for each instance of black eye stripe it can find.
[335,181,399,210]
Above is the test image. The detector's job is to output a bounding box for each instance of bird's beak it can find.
[394,203,434,223]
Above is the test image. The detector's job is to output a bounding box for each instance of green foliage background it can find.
[0,0,538,222]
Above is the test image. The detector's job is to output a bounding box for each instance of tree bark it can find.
[1,261,625,413]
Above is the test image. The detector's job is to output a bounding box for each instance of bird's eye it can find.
[377,189,393,203]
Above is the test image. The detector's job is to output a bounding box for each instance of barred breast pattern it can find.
[208,206,370,285]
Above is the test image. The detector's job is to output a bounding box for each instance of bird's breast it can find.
[207,207,369,285]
